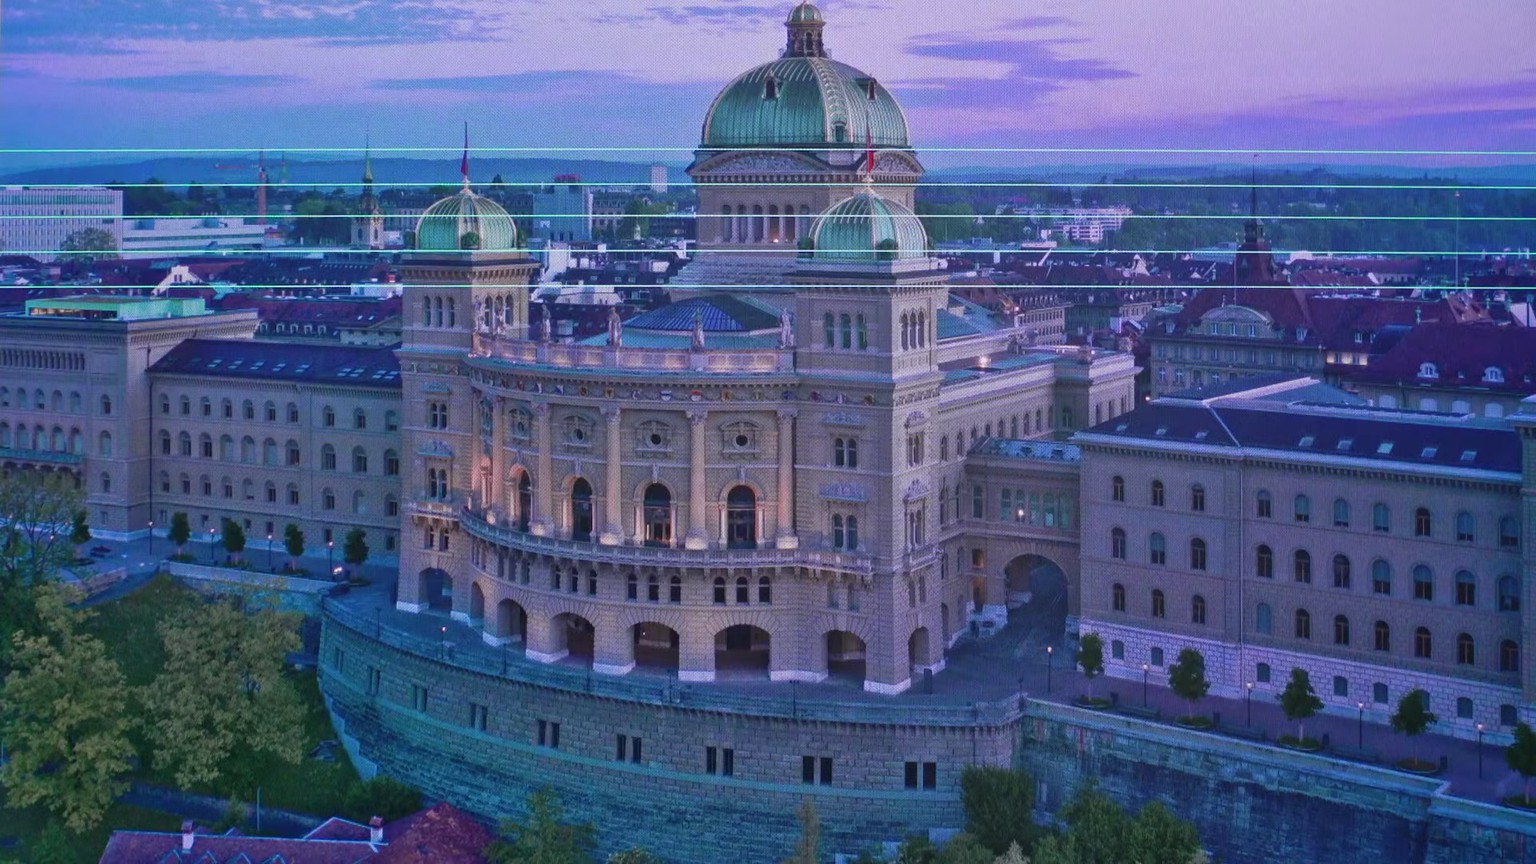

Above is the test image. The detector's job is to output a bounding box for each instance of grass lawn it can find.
[2,575,362,860]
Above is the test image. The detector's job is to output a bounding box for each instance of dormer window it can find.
[1296,327,1309,342]
[832,122,846,143]
[1336,437,1353,452]
[866,78,878,101]
[1418,362,1438,379]
[1484,366,1504,384]
[764,75,779,100]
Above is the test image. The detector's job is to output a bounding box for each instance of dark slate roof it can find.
[625,294,779,332]
[1081,379,1521,474]
[150,339,401,388]
[1349,321,1536,393]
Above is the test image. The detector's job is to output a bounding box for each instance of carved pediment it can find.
[708,152,823,174]
[821,411,866,428]
[904,410,930,429]
[904,478,932,501]
[418,440,455,458]
[422,382,452,394]
[819,482,869,503]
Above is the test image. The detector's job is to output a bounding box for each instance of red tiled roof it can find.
[1348,321,1536,393]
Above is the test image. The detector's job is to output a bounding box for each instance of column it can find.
[677,622,716,683]
[775,409,798,549]
[531,402,554,536]
[491,396,507,517]
[685,410,708,550]
[592,621,636,676]
[600,406,623,545]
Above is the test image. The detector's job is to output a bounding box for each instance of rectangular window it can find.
[332,647,345,673]
[972,486,983,519]
[923,762,937,790]
[616,734,628,762]
[469,703,488,732]
[367,666,381,696]
[411,684,428,713]
[537,719,561,749]
[802,755,815,784]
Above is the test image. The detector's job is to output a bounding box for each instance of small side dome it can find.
[788,1,823,23]
[414,190,518,252]
[809,189,929,262]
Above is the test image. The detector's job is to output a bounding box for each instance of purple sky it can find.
[3,0,1534,171]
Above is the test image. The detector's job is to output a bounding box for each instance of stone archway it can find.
[551,613,595,665]
[468,581,486,625]
[632,622,680,673]
[824,630,866,686]
[1003,553,1069,644]
[418,568,451,612]
[488,598,527,646]
[715,624,770,678]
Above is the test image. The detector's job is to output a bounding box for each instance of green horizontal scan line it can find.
[3,213,1526,222]
[24,181,1536,192]
[18,247,1511,257]
[5,146,1536,156]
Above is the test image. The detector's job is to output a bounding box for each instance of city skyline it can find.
[3,0,1535,172]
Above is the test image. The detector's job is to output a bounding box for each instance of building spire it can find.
[460,121,471,191]
[363,127,374,185]
[256,148,268,226]
[784,2,826,58]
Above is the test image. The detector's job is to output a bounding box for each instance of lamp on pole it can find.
[1477,722,1486,779]
[266,533,273,571]
[1045,645,1054,695]
[1245,681,1254,726]
[327,539,334,577]
[1357,701,1365,750]
[208,526,217,564]
[1142,663,1150,707]
[147,520,154,558]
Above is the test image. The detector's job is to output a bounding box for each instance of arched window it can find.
[1294,494,1311,523]
[1371,559,1392,595]
[669,576,682,604]
[1334,615,1351,646]
[242,400,255,420]
[1150,480,1165,507]
[1455,511,1474,543]
[845,516,858,549]
[626,573,638,601]
[100,472,112,493]
[823,313,835,348]
[1499,575,1521,611]
[1293,549,1312,583]
[1501,516,1520,548]
[1189,538,1207,571]
[1255,544,1274,578]
[219,434,233,461]
[384,449,399,476]
[570,478,594,542]
[1414,627,1432,658]
[1110,527,1126,560]
[1333,498,1350,528]
[1149,532,1166,565]
[351,447,368,473]
[1111,475,1125,502]
[855,313,868,350]
[1190,484,1205,512]
[1373,502,1391,532]
[322,406,336,428]
[1414,507,1432,537]
[725,486,757,549]
[643,483,672,546]
[355,408,368,430]
[735,576,749,604]
[321,444,336,471]
[713,576,727,604]
[1256,489,1273,518]
[1374,620,1391,652]
[1255,603,1272,634]
[1295,608,1312,640]
[1112,583,1126,612]
[1457,633,1476,666]
[1413,565,1434,601]
[100,395,112,416]
[98,431,112,457]
[647,575,660,603]
[1501,640,1521,673]
[1332,554,1351,589]
[758,576,772,604]
[1151,589,1165,618]
[1191,595,1207,625]
[839,313,852,350]
[179,432,192,456]
[1455,570,1476,606]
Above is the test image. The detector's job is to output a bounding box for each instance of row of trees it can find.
[160,511,369,576]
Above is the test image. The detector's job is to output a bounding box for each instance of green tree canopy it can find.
[168,511,192,554]
[487,788,596,864]
[141,594,304,788]
[1167,648,1210,719]
[0,588,135,831]
[0,472,84,673]
[69,510,92,548]
[221,518,246,563]
[783,797,821,864]
[960,765,1036,855]
[1390,688,1438,767]
[1277,668,1324,742]
[1077,633,1105,699]
[342,775,422,823]
[1506,723,1536,804]
[283,523,305,570]
[343,528,369,571]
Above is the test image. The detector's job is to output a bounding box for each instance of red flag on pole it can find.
[864,125,875,177]
[460,122,470,185]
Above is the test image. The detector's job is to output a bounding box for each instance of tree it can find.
[1390,688,1438,768]
[283,523,305,572]
[59,227,118,267]
[141,594,304,789]
[168,511,191,556]
[68,509,91,552]
[487,788,596,864]
[0,588,135,831]
[1277,668,1324,743]
[1505,723,1536,804]
[343,775,422,823]
[1127,801,1202,864]
[1076,633,1104,701]
[1167,648,1210,722]
[960,765,1036,855]
[607,850,663,864]
[0,472,83,673]
[221,518,246,565]
[343,527,370,576]
[1029,787,1202,864]
[28,821,75,864]
[783,797,820,864]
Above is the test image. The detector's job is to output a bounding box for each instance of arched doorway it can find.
[418,568,451,612]
[642,484,672,547]
[493,598,526,645]
[516,472,532,532]
[909,627,932,671]
[468,582,485,624]
[824,630,866,686]
[632,622,680,673]
[552,613,595,665]
[725,486,757,549]
[715,624,770,677]
[570,478,593,542]
[1003,553,1069,644]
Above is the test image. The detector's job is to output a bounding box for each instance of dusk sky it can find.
[3,0,1534,171]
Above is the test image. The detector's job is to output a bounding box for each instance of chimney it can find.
[181,821,196,852]
[369,816,385,844]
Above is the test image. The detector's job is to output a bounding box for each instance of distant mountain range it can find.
[4,157,1535,189]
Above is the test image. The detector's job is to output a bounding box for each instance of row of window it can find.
[158,433,400,475]
[159,395,397,431]
[0,424,111,456]
[1115,477,1520,548]
[161,472,399,516]
[0,388,109,415]
[821,312,870,351]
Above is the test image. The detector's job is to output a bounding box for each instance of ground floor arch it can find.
[909,627,934,672]
[488,597,526,646]
[824,630,867,686]
[715,624,770,678]
[418,568,451,612]
[632,622,680,672]
[468,581,486,624]
[551,612,595,665]
[1003,553,1069,644]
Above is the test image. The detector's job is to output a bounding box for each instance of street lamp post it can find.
[1245,682,1254,726]
[1477,723,1486,779]
[1142,663,1150,707]
[208,527,217,565]
[1357,701,1365,749]
[327,540,334,579]
[266,533,273,571]
[1046,645,1054,695]
[147,520,154,558]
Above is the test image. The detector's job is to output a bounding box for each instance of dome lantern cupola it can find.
[412,125,519,253]
[809,188,929,263]
[784,2,826,58]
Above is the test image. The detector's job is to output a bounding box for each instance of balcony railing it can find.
[472,336,794,375]
[460,507,872,576]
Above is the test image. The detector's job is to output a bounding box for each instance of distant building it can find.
[650,163,669,193]
[528,178,593,243]
[0,186,123,261]
[1348,321,1536,418]
[120,217,267,257]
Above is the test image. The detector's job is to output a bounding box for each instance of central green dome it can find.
[810,189,928,262]
[414,188,518,252]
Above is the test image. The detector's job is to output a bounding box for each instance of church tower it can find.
[1235,167,1279,284]
[352,135,385,249]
